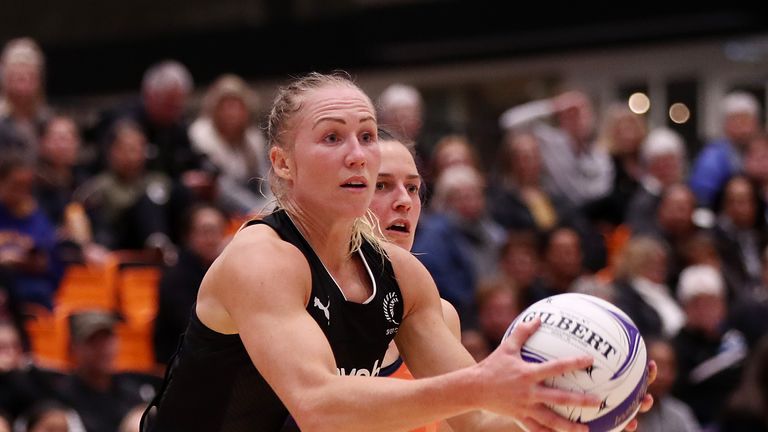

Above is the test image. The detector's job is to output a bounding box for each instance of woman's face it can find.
[278,84,380,221]
[41,118,80,167]
[213,95,249,139]
[370,140,421,250]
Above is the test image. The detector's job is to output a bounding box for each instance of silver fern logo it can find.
[383,292,400,325]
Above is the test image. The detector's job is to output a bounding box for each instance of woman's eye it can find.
[360,132,375,143]
[324,133,339,143]
[375,182,388,192]
[406,184,420,194]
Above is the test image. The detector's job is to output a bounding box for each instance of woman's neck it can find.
[283,202,356,270]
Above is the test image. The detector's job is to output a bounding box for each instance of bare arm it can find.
[391,246,599,432]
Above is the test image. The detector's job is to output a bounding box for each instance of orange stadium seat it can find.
[54,256,119,315]
[114,265,162,372]
[24,305,70,370]
[117,265,161,324]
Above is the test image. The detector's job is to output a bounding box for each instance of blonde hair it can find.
[264,71,384,256]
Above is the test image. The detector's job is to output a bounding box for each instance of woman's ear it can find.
[270,146,292,181]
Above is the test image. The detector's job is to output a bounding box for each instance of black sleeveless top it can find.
[143,209,403,432]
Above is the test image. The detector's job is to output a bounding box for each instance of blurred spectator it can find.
[423,134,480,201]
[585,104,646,226]
[744,133,768,217]
[643,183,704,289]
[75,121,179,260]
[488,130,606,271]
[0,320,24,373]
[727,246,768,348]
[673,265,747,428]
[626,127,687,234]
[413,165,505,324]
[499,90,614,207]
[0,38,50,160]
[57,311,146,432]
[13,400,85,432]
[689,91,760,208]
[0,155,61,309]
[496,230,544,308]
[474,278,521,347]
[720,335,768,432]
[189,74,271,216]
[712,175,767,300]
[0,269,27,350]
[612,235,684,339]
[528,227,585,303]
[637,338,701,432]
[35,116,106,265]
[153,204,228,364]
[488,131,561,231]
[0,321,65,420]
[377,83,425,156]
[89,60,211,197]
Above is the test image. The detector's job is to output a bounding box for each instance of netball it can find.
[504,293,649,432]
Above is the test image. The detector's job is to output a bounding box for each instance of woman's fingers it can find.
[638,394,654,413]
[527,405,589,432]
[503,318,541,351]
[624,418,638,431]
[529,355,594,382]
[533,386,601,408]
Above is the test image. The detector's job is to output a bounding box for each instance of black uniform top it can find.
[144,209,404,432]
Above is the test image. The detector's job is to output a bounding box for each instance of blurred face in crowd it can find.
[370,140,421,250]
[0,324,23,372]
[647,152,683,187]
[388,103,422,142]
[610,111,646,155]
[501,243,539,288]
[684,294,725,335]
[723,177,756,229]
[641,246,668,285]
[725,111,759,148]
[0,166,35,210]
[213,95,249,142]
[2,61,41,102]
[478,289,519,345]
[657,185,695,235]
[546,228,582,281]
[432,140,474,176]
[557,92,595,144]
[187,207,228,266]
[40,117,80,167]
[508,133,541,185]
[446,180,485,222]
[72,329,117,376]
[109,127,147,180]
[647,340,677,399]
[144,84,188,126]
[744,136,768,183]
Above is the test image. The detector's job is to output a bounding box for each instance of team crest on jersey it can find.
[383,292,401,325]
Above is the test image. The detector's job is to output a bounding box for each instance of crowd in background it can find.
[1,36,768,432]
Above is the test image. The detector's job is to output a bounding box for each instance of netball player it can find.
[144,72,632,432]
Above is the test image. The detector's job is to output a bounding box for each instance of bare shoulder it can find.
[382,242,441,318]
[197,223,312,333]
